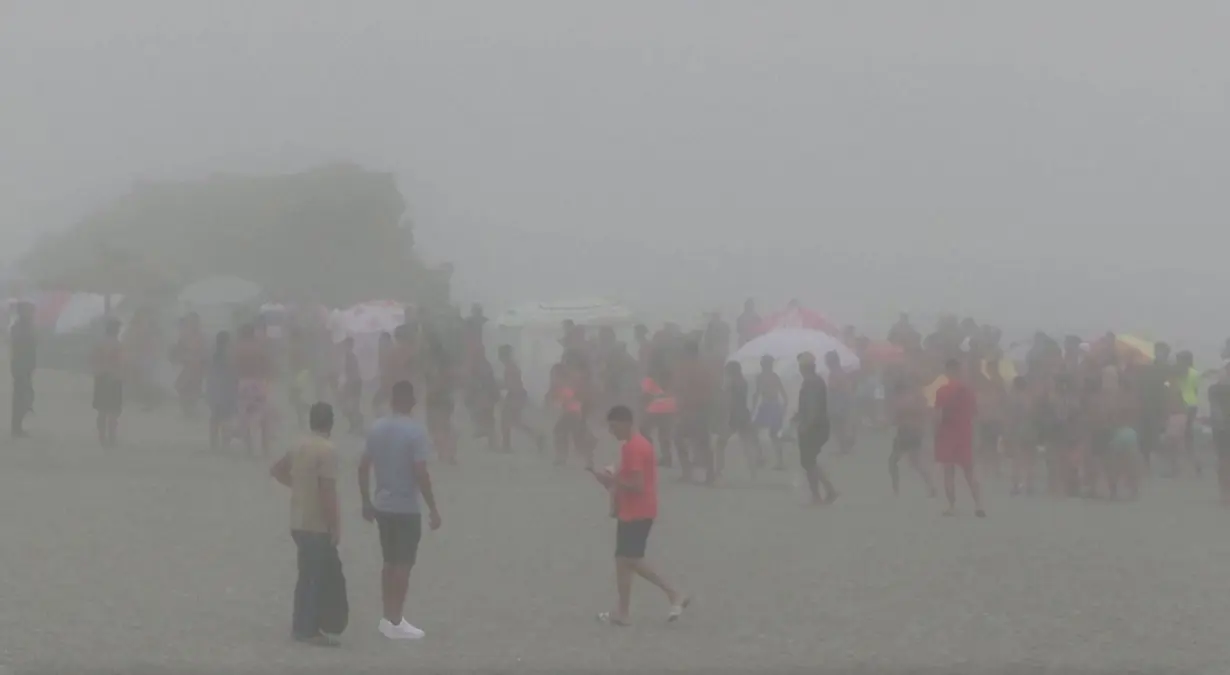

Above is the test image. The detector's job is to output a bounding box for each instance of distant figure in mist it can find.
[9,301,35,438]
[91,317,124,447]
[735,298,760,348]
[170,312,208,418]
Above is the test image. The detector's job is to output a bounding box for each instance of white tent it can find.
[495,298,636,329]
[494,298,637,400]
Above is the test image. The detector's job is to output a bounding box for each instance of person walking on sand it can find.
[358,381,441,640]
[933,359,986,517]
[796,353,838,504]
[9,301,36,439]
[91,318,125,447]
[270,402,342,647]
[593,405,689,626]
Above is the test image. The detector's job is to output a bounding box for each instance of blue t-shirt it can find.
[364,415,431,514]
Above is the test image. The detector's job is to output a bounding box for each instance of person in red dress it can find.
[933,359,986,517]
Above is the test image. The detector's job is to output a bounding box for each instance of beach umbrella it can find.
[1089,334,1156,366]
[752,304,839,338]
[729,328,859,378]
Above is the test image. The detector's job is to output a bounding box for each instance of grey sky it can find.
[4,1,1228,340]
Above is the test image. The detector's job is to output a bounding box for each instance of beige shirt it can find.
[289,435,338,533]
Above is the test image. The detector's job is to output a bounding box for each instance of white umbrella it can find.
[729,328,860,378]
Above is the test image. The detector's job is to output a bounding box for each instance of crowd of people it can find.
[9,296,1230,646]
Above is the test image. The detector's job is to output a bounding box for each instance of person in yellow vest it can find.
[1174,351,1204,477]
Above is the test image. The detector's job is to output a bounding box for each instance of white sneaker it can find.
[378,618,423,640]
[398,619,426,639]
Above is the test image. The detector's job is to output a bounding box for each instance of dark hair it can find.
[607,405,634,423]
[725,361,743,377]
[391,380,415,410]
[105,317,122,337]
[309,402,334,434]
[825,350,841,366]
[945,358,961,372]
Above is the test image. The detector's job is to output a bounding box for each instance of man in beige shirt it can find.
[272,402,341,646]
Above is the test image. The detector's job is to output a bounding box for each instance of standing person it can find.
[751,355,788,469]
[423,333,458,465]
[373,332,394,417]
[270,402,342,646]
[1174,351,1204,476]
[358,381,441,640]
[206,331,238,451]
[1107,374,1141,500]
[735,298,761,348]
[464,352,500,451]
[796,353,838,504]
[933,359,986,517]
[593,405,688,626]
[170,312,208,418]
[339,336,364,434]
[674,341,715,484]
[1136,342,1172,469]
[551,351,595,469]
[9,301,36,438]
[234,323,276,456]
[715,361,762,481]
[975,357,1007,478]
[1006,376,1038,496]
[639,355,677,468]
[888,377,935,497]
[825,351,856,454]
[1207,363,1230,505]
[91,318,125,447]
[496,344,544,452]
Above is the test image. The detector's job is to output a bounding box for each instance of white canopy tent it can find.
[493,298,637,400]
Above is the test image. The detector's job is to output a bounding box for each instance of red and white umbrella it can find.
[752,304,840,338]
[730,328,860,378]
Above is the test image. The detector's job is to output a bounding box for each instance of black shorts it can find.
[615,519,653,559]
[375,512,422,567]
[93,374,123,414]
[893,428,923,454]
[798,428,828,468]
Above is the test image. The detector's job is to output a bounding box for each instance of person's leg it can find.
[889,435,904,495]
[697,423,715,485]
[943,463,957,513]
[614,557,635,622]
[106,412,119,446]
[292,531,328,640]
[801,442,822,503]
[96,412,107,445]
[377,514,422,633]
[962,462,985,515]
[553,415,570,465]
[739,428,761,479]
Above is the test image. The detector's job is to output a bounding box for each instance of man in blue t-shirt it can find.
[359,380,441,641]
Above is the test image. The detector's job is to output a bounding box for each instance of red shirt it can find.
[934,379,977,465]
[616,434,659,522]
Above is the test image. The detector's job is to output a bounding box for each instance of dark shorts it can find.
[615,519,653,559]
[375,512,422,567]
[93,374,123,414]
[893,428,923,454]
[798,428,829,469]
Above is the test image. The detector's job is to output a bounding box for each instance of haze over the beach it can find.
[4,1,1228,337]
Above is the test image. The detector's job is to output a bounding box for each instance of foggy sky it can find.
[4,1,1228,342]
